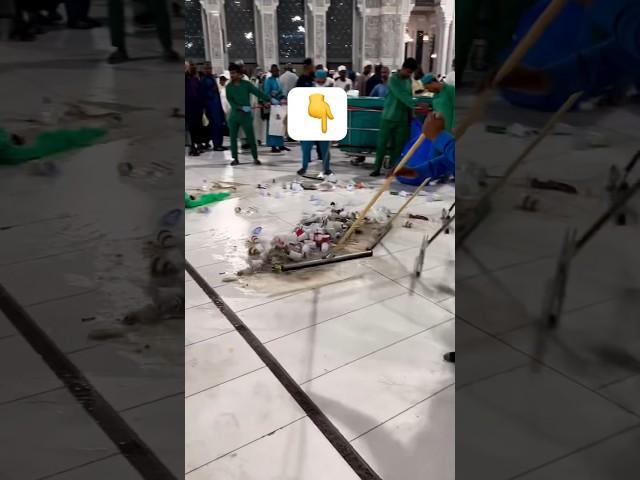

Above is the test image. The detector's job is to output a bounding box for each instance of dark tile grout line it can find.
[185,416,308,476]
[35,452,122,480]
[23,287,101,308]
[455,363,530,391]
[0,244,97,268]
[185,260,383,480]
[597,372,640,391]
[261,289,410,345]
[457,252,556,283]
[350,383,455,443]
[119,391,184,413]
[299,317,454,386]
[0,385,67,407]
[455,314,640,420]
[185,366,267,399]
[185,328,236,347]
[0,281,177,480]
[0,332,17,341]
[495,295,623,337]
[507,424,640,480]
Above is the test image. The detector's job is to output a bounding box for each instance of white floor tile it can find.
[266,293,453,384]
[187,417,360,480]
[303,323,454,440]
[185,368,305,472]
[502,297,640,389]
[121,394,184,478]
[456,320,529,387]
[239,271,406,343]
[0,250,97,306]
[600,375,640,416]
[185,302,233,346]
[516,426,640,480]
[352,386,455,480]
[456,366,638,480]
[395,263,455,303]
[364,246,450,280]
[0,336,62,403]
[185,279,211,309]
[69,344,183,412]
[0,389,116,479]
[186,331,264,396]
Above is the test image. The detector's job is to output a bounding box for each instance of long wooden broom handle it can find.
[338,134,426,246]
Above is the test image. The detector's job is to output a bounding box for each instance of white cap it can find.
[338,65,347,72]
[363,60,373,67]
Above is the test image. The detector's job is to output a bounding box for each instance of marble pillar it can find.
[255,0,279,68]
[307,0,330,67]
[201,0,226,73]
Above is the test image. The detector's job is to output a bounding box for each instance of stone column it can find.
[446,15,455,74]
[255,0,279,68]
[435,0,453,76]
[201,0,226,73]
[307,0,330,67]
[356,0,414,71]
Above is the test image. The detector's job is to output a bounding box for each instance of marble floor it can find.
[1,5,184,479]
[184,146,456,479]
[454,92,640,479]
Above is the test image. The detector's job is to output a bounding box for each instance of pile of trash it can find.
[238,201,392,275]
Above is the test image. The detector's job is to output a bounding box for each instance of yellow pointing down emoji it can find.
[308,93,334,134]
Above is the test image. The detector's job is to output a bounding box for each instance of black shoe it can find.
[46,11,64,24]
[271,147,280,153]
[253,159,262,165]
[370,170,381,177]
[163,49,181,62]
[324,169,333,175]
[189,148,199,157]
[443,352,455,363]
[213,146,227,151]
[108,49,129,64]
[279,146,290,152]
[10,27,36,41]
[241,144,250,150]
[230,159,239,166]
[297,168,306,176]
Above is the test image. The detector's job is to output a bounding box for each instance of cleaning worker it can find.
[395,112,455,185]
[226,63,272,167]
[422,74,455,131]
[369,57,418,177]
[297,70,334,180]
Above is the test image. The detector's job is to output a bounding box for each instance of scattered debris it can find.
[88,327,126,340]
[408,214,429,221]
[519,194,539,212]
[118,161,133,176]
[81,316,96,322]
[531,178,578,194]
[161,209,182,227]
[403,221,413,228]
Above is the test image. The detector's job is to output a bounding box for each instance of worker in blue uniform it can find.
[395,112,455,185]
[497,0,640,110]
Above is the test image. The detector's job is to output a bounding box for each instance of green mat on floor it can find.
[185,191,230,208]
[0,127,107,165]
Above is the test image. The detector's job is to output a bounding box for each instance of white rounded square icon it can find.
[286,87,347,141]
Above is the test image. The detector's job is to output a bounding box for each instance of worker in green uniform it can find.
[226,63,273,166]
[108,0,179,64]
[370,57,418,177]
[422,74,456,131]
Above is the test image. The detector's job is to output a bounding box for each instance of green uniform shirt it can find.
[225,79,270,118]
[381,73,414,122]
[432,82,456,131]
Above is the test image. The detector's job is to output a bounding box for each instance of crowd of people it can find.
[185,56,455,180]
[8,0,181,64]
